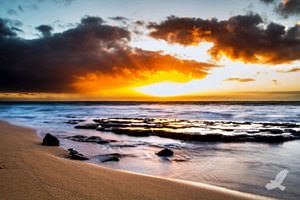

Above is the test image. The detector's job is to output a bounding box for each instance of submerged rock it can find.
[68,148,89,160]
[101,156,120,163]
[252,135,293,143]
[66,135,87,142]
[85,136,109,144]
[109,144,137,148]
[74,123,98,129]
[258,129,283,134]
[156,148,174,157]
[73,117,300,143]
[42,133,59,146]
[65,119,85,125]
[65,135,111,144]
[95,153,122,163]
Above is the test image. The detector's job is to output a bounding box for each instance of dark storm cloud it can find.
[54,0,76,6]
[0,19,17,37]
[52,20,76,29]
[277,0,300,17]
[36,25,53,37]
[81,16,104,25]
[260,0,274,3]
[36,0,76,6]
[0,16,215,93]
[148,14,300,64]
[18,5,24,12]
[6,19,23,28]
[109,16,128,22]
[134,20,145,26]
[0,19,23,36]
[28,4,39,10]
[260,0,300,17]
[7,9,18,16]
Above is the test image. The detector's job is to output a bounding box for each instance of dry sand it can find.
[0,120,273,200]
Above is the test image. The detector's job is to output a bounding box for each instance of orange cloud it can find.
[72,50,216,94]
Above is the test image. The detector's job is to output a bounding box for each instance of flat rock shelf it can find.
[72,118,300,143]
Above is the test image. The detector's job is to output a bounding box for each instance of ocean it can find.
[0,101,299,199]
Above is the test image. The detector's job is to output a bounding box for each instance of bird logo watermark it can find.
[265,169,289,191]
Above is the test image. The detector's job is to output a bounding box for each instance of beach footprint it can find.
[0,162,6,169]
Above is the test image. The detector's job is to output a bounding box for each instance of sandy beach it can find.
[0,120,273,200]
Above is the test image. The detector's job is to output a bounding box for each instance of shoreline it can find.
[0,120,273,200]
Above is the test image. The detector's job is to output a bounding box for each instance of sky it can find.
[0,0,300,101]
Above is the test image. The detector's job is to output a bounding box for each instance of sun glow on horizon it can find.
[135,81,199,97]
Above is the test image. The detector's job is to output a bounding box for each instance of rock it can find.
[65,119,85,125]
[96,140,110,144]
[70,154,89,160]
[65,135,110,144]
[66,135,87,142]
[172,158,188,162]
[282,123,299,128]
[253,135,293,143]
[42,133,59,146]
[68,148,78,155]
[109,144,136,148]
[101,156,120,162]
[85,136,103,143]
[261,122,299,128]
[68,148,89,160]
[284,129,298,134]
[74,123,98,129]
[223,129,234,132]
[156,148,174,157]
[95,153,122,163]
[109,128,153,137]
[259,129,283,134]
[87,117,300,143]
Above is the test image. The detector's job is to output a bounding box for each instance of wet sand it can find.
[0,120,272,200]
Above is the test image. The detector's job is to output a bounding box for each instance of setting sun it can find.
[135,81,196,97]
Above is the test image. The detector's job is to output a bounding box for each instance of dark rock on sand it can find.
[156,148,174,157]
[68,148,89,160]
[42,133,59,146]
